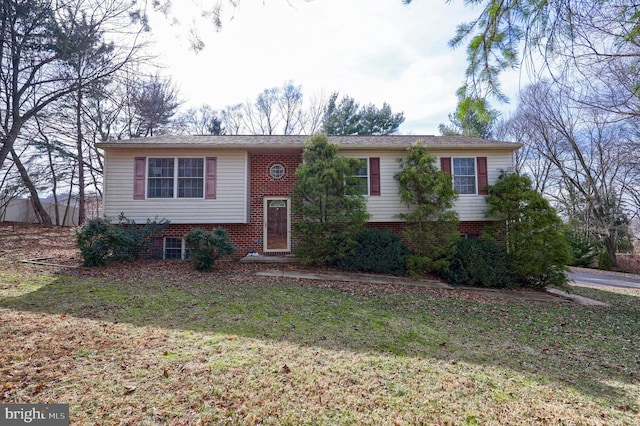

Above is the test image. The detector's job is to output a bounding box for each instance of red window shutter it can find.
[205,157,217,199]
[440,157,452,174]
[369,157,380,196]
[134,157,146,200]
[150,236,164,259]
[477,157,488,195]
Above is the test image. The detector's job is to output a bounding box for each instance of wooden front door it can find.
[264,198,290,252]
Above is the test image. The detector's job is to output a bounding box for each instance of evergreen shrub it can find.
[292,135,369,266]
[336,228,408,276]
[184,228,235,271]
[112,214,170,260]
[564,228,597,267]
[444,238,512,288]
[76,215,170,266]
[76,218,130,266]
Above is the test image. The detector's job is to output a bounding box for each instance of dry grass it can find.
[1,224,639,425]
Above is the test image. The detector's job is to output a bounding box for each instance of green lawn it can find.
[1,266,639,425]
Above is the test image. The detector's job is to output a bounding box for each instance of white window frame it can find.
[147,157,205,199]
[452,157,477,195]
[354,158,370,196]
[163,237,190,260]
[269,163,286,180]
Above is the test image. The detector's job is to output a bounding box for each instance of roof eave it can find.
[96,142,522,151]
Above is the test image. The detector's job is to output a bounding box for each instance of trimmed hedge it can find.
[444,238,512,288]
[336,228,408,276]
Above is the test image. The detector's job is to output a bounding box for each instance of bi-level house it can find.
[97,135,520,259]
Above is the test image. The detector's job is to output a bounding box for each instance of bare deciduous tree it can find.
[176,104,225,135]
[0,0,143,172]
[220,82,325,135]
[504,81,639,266]
[132,74,182,137]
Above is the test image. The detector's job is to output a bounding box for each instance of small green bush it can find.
[76,215,170,266]
[598,251,612,271]
[112,214,170,260]
[336,228,408,276]
[184,228,236,271]
[76,218,129,266]
[444,238,512,288]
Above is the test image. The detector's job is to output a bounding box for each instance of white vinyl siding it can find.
[342,149,515,222]
[342,151,409,222]
[103,149,248,223]
[442,150,515,221]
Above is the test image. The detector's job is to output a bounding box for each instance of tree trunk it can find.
[46,142,60,225]
[76,82,86,225]
[10,150,52,226]
[62,167,76,227]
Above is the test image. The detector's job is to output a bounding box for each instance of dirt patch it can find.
[0,223,80,267]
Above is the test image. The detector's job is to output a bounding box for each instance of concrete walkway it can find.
[546,287,609,307]
[255,269,452,289]
[255,269,608,306]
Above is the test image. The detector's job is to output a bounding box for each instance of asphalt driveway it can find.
[569,267,640,290]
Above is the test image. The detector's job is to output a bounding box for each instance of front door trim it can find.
[263,197,291,253]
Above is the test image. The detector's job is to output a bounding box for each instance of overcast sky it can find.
[147,0,525,135]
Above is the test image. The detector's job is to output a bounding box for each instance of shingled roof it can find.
[97,134,521,151]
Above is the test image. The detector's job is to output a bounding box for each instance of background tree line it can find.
[4,0,638,272]
[0,0,404,228]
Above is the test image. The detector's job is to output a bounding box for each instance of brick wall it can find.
[367,221,497,240]
[249,153,301,255]
[156,220,500,259]
[458,221,496,239]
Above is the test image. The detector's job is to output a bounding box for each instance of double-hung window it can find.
[354,159,369,195]
[147,158,204,199]
[348,157,381,196]
[453,158,476,195]
[441,157,488,195]
[148,158,175,198]
[177,158,204,198]
[163,237,191,260]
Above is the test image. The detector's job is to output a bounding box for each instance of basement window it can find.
[164,237,190,260]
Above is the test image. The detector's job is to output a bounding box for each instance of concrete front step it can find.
[240,255,298,263]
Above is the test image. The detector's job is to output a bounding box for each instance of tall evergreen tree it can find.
[292,134,369,265]
[484,171,571,288]
[439,93,499,139]
[394,141,459,276]
[322,92,404,135]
